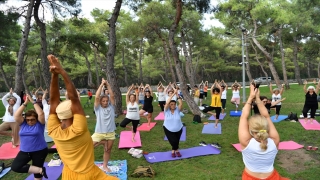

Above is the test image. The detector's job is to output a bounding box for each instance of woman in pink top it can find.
[239,83,288,180]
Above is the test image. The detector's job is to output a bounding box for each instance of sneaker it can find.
[199,141,207,146]
[53,153,60,160]
[235,104,238,108]
[235,111,238,113]
[290,120,296,123]
[211,143,221,149]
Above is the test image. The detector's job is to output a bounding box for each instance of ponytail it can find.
[257,130,269,151]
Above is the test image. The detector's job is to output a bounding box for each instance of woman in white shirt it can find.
[239,84,288,180]
[220,80,228,114]
[157,84,166,111]
[269,83,285,121]
[231,81,241,112]
[120,85,140,142]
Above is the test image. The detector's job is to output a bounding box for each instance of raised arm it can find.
[315,80,320,94]
[12,92,21,109]
[95,79,105,108]
[14,95,31,125]
[303,80,308,93]
[271,98,286,107]
[215,82,222,95]
[147,84,153,95]
[279,84,285,95]
[164,90,176,111]
[269,83,273,94]
[28,94,45,124]
[210,82,215,93]
[177,96,183,111]
[106,80,115,106]
[126,85,133,105]
[1,89,12,107]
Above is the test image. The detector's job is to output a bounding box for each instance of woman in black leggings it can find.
[302,80,319,124]
[12,94,48,179]
[139,84,154,127]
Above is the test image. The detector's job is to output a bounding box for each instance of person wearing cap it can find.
[0,88,21,148]
[46,54,118,180]
[302,80,320,124]
[269,83,285,121]
[91,78,116,172]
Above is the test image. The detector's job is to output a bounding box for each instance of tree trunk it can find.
[105,0,123,115]
[22,56,29,95]
[93,47,100,88]
[318,62,320,79]
[250,40,269,81]
[14,0,34,93]
[163,54,168,81]
[307,61,311,78]
[94,47,104,68]
[0,60,11,89]
[32,70,38,88]
[34,0,51,90]
[168,0,201,116]
[37,61,42,87]
[181,30,196,87]
[244,34,253,82]
[121,46,129,87]
[252,19,281,87]
[81,52,94,87]
[278,28,289,89]
[293,36,303,85]
[138,39,143,83]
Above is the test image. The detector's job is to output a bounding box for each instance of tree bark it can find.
[32,70,38,88]
[138,39,143,83]
[252,19,281,87]
[250,40,269,81]
[293,36,303,85]
[0,60,11,89]
[121,46,129,86]
[168,0,201,116]
[318,62,320,79]
[105,0,123,115]
[37,61,42,87]
[34,0,51,90]
[93,47,100,88]
[244,34,253,82]
[81,51,94,87]
[14,0,34,93]
[181,30,196,87]
[278,28,289,89]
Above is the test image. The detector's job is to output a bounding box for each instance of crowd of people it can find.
[1,54,319,180]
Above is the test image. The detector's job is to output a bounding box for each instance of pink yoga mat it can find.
[51,144,56,148]
[232,141,304,152]
[118,131,142,149]
[299,119,320,130]
[137,122,156,131]
[0,142,20,159]
[154,112,164,120]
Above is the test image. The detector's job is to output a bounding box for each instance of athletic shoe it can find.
[235,111,238,113]
[235,104,238,108]
[53,153,60,160]
[199,141,207,146]
[211,143,221,149]
[176,151,182,157]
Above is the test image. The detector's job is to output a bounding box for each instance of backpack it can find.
[286,112,298,121]
[131,165,155,178]
[193,115,201,123]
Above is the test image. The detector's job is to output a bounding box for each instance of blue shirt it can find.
[19,121,47,152]
[94,102,116,133]
[163,108,183,132]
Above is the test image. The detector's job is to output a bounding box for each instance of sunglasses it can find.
[26,118,36,122]
[262,101,267,103]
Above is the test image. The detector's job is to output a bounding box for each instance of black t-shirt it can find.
[305,93,318,108]
[144,96,153,108]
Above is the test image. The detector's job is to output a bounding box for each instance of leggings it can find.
[221,99,226,109]
[120,118,140,133]
[163,126,183,150]
[271,105,281,115]
[203,106,222,120]
[159,101,166,111]
[11,147,48,178]
[302,105,317,118]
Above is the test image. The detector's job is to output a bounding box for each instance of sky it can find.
[0,0,224,28]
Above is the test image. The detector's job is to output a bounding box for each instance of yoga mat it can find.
[230,111,242,117]
[144,145,221,163]
[232,141,304,152]
[0,167,11,179]
[44,132,53,143]
[164,126,186,141]
[25,162,63,180]
[299,120,320,130]
[154,112,164,120]
[208,113,226,120]
[0,142,20,159]
[118,131,142,149]
[51,144,56,148]
[271,115,287,123]
[95,160,127,180]
[201,123,222,134]
[137,122,156,131]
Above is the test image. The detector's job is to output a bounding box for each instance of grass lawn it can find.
[0,84,320,180]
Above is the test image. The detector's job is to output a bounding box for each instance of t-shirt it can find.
[166,94,177,102]
[221,90,227,99]
[210,94,222,107]
[163,108,183,132]
[94,103,116,133]
[200,89,204,94]
[42,99,50,132]
[126,102,140,120]
[204,86,208,92]
[1,93,21,122]
[144,96,153,108]
[304,93,318,108]
[88,91,92,97]
[272,94,281,105]
[48,114,94,173]
[139,92,145,100]
[158,92,166,101]
[194,89,200,97]
[20,121,47,152]
[232,90,240,98]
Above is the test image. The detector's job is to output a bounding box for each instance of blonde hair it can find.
[248,115,269,151]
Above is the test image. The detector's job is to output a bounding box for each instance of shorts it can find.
[89,96,92,100]
[199,94,204,99]
[139,100,144,104]
[231,98,240,104]
[204,92,207,97]
[91,132,116,142]
[142,106,153,113]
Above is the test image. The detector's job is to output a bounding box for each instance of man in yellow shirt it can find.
[47,54,118,180]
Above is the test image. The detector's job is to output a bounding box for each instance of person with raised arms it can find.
[120,84,140,142]
[199,81,205,106]
[231,80,241,112]
[239,83,288,180]
[269,83,285,121]
[204,81,208,100]
[157,82,166,111]
[46,55,118,179]
[220,80,228,115]
[139,84,153,127]
[302,80,320,124]
[138,83,145,106]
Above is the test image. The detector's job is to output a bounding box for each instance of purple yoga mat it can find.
[164,126,186,141]
[144,145,220,163]
[202,123,222,134]
[25,162,64,180]
[208,113,226,120]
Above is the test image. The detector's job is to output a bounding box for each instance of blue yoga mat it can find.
[164,126,186,141]
[0,167,11,179]
[271,115,287,123]
[202,123,222,134]
[230,111,242,117]
[94,160,127,180]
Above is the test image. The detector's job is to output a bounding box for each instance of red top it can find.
[88,91,92,97]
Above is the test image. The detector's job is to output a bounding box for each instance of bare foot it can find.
[214,125,218,128]
[100,166,111,172]
[12,145,17,148]
[132,138,136,142]
[311,120,313,124]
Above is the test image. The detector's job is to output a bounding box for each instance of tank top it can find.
[242,138,278,173]
[221,90,227,99]
[139,92,145,100]
[232,90,240,98]
[126,102,140,120]
[305,93,318,108]
[272,94,281,105]
[210,94,222,107]
[204,86,208,92]
[144,96,153,108]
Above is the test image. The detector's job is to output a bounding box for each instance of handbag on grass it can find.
[131,165,155,178]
